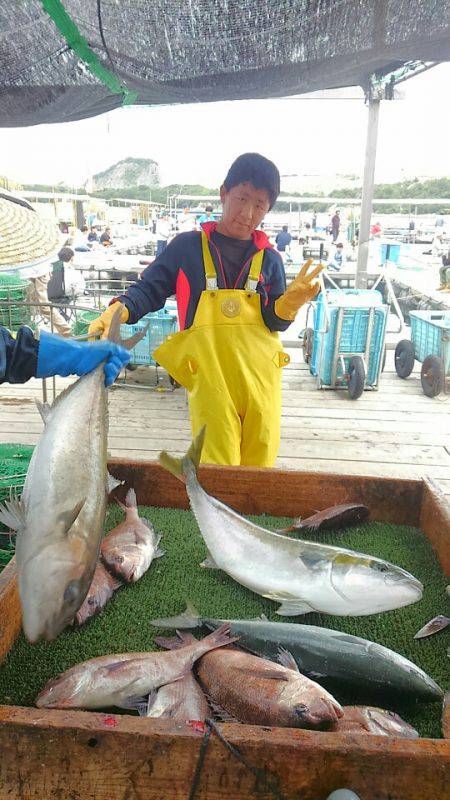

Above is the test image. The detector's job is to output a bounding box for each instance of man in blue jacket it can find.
[89,153,321,466]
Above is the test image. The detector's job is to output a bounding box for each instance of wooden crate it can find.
[0,462,449,800]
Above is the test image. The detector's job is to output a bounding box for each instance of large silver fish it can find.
[159,430,423,617]
[0,307,143,643]
[35,624,236,709]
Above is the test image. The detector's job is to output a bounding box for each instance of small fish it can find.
[150,603,442,700]
[158,430,423,617]
[279,504,370,534]
[129,672,210,722]
[36,623,237,710]
[442,691,450,739]
[101,488,164,583]
[75,562,122,626]
[329,706,419,738]
[156,631,343,729]
[414,616,450,639]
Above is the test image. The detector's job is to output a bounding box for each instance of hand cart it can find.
[302,274,388,399]
[394,310,450,397]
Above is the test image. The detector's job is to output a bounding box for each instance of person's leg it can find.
[188,381,242,466]
[240,366,282,468]
[33,275,71,336]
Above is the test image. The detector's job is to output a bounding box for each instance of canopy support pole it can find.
[355,98,380,289]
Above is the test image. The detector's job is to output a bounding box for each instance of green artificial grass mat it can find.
[0,505,448,739]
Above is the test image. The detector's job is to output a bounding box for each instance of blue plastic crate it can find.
[410,310,450,375]
[121,306,178,366]
[310,289,387,387]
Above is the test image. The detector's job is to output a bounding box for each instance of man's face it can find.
[219,182,270,239]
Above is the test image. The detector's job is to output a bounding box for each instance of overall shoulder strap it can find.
[245,249,264,291]
[201,230,218,289]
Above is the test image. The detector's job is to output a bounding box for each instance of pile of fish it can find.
[159,430,423,618]
[150,603,443,701]
[77,488,164,626]
[36,623,425,739]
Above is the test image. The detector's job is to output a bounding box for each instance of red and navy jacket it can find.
[118,222,291,333]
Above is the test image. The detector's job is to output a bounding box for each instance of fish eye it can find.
[374,562,389,573]
[294,704,308,718]
[63,580,80,605]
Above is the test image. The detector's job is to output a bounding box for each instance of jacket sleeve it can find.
[0,326,39,384]
[118,235,185,323]
[259,251,291,332]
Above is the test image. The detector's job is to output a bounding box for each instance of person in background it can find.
[275,225,292,253]
[155,215,171,257]
[55,247,86,298]
[67,225,90,252]
[89,152,322,468]
[197,205,215,225]
[312,213,317,231]
[330,210,340,242]
[100,227,112,246]
[371,221,382,237]
[437,250,450,291]
[432,232,446,259]
[88,226,98,242]
[328,242,346,271]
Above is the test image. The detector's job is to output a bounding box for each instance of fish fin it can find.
[276,600,315,617]
[150,601,201,629]
[154,635,185,650]
[107,471,123,494]
[208,698,240,724]
[59,498,87,535]
[0,497,26,532]
[109,575,124,592]
[121,693,154,716]
[154,547,165,559]
[159,427,206,483]
[125,488,137,507]
[414,616,450,639]
[263,592,315,617]
[35,399,52,425]
[200,552,219,569]
[235,666,290,682]
[277,648,300,673]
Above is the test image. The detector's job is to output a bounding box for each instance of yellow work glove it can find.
[88,301,130,340]
[274,259,323,321]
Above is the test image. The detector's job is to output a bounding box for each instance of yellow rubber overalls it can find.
[153,231,290,466]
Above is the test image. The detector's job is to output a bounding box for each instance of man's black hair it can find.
[58,247,75,262]
[223,153,280,209]
[282,225,288,231]
[205,205,213,213]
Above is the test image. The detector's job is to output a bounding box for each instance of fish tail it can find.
[159,427,206,484]
[150,601,201,629]
[200,622,239,652]
[108,303,149,351]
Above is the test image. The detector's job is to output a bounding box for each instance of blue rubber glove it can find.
[36,331,130,387]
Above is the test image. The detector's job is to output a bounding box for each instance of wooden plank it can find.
[106,460,423,526]
[1,416,448,447]
[420,477,450,576]
[0,560,20,665]
[0,708,448,800]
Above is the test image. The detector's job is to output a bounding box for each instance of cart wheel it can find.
[127,363,138,372]
[394,340,415,378]
[302,327,314,364]
[421,355,445,397]
[347,356,365,400]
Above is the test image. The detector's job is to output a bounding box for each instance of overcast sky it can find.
[1,62,449,189]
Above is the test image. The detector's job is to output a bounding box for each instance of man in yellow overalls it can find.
[89,153,321,466]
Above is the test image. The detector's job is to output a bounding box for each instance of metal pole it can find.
[355,99,380,289]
